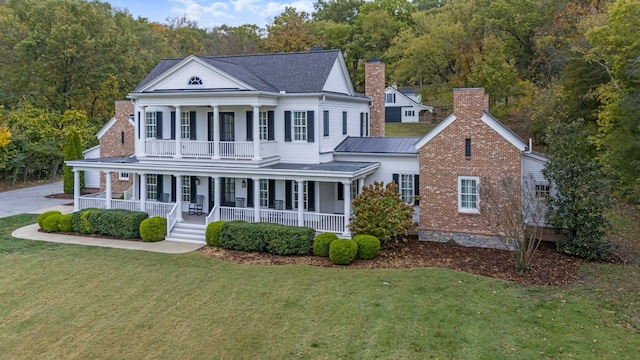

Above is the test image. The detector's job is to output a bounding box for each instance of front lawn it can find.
[1,214,638,358]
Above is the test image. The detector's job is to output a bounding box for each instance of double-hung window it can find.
[259,112,268,140]
[146,174,157,200]
[293,181,308,210]
[181,111,190,139]
[293,111,307,141]
[145,112,157,138]
[260,179,268,207]
[399,175,414,204]
[458,176,479,213]
[182,176,191,202]
[535,183,550,199]
[385,93,394,103]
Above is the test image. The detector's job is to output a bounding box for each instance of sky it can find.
[107,0,314,28]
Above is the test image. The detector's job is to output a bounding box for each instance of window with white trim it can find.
[293,111,307,141]
[385,93,394,103]
[145,112,157,138]
[188,76,203,85]
[119,172,129,181]
[181,111,190,139]
[350,181,358,201]
[259,111,268,140]
[293,181,308,210]
[458,176,479,213]
[535,183,550,199]
[399,174,414,204]
[146,174,157,200]
[182,176,191,202]
[404,110,415,117]
[260,179,268,207]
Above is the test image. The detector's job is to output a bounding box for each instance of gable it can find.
[141,57,254,92]
[322,57,354,95]
[385,87,433,111]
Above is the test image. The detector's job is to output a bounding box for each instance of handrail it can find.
[166,202,180,236]
[123,185,134,200]
[205,205,218,226]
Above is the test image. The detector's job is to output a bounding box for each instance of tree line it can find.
[0,0,637,208]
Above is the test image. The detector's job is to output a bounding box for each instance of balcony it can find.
[144,139,277,160]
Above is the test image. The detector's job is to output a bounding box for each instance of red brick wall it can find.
[419,88,522,241]
[365,60,385,137]
[99,100,135,194]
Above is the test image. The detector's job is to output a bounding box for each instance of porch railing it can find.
[219,141,253,159]
[144,139,277,160]
[304,212,345,233]
[259,209,298,227]
[145,139,175,157]
[166,203,180,235]
[220,206,255,222]
[182,141,213,158]
[145,202,176,218]
[123,186,135,200]
[205,205,218,226]
[111,200,140,212]
[78,192,106,209]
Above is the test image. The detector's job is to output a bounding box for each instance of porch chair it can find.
[159,193,170,203]
[188,195,204,215]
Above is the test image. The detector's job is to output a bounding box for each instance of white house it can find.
[384,86,433,123]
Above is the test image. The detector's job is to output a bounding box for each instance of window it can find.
[259,112,268,140]
[385,93,394,103]
[146,174,157,200]
[181,111,190,139]
[404,110,415,117]
[293,181,308,210]
[465,138,471,157]
[458,176,479,213]
[121,131,125,144]
[260,179,268,207]
[293,111,307,141]
[224,178,235,205]
[119,172,129,181]
[182,176,191,202]
[342,111,347,135]
[323,111,329,137]
[188,76,203,85]
[535,183,550,198]
[399,175,414,204]
[350,180,358,201]
[145,112,157,138]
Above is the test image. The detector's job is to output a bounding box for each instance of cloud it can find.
[262,0,314,20]
[169,0,233,27]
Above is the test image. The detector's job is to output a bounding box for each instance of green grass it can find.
[1,214,639,359]
[385,122,436,137]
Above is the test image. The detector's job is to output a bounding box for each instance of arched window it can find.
[188,76,203,85]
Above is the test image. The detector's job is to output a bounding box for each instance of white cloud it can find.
[169,0,233,27]
[262,0,314,20]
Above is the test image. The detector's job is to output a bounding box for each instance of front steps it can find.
[166,221,206,244]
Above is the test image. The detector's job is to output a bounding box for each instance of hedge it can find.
[72,208,148,239]
[206,221,225,246]
[42,213,62,232]
[140,217,167,242]
[38,211,61,229]
[313,232,339,257]
[219,221,314,255]
[329,239,358,265]
[353,234,381,260]
[58,214,73,233]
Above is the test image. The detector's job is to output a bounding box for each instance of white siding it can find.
[274,97,320,164]
[322,59,351,94]
[334,153,419,185]
[522,154,547,183]
[319,99,369,154]
[149,61,249,91]
[384,88,431,123]
[83,146,100,188]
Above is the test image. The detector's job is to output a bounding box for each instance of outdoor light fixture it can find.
[242,180,247,188]
[195,178,201,186]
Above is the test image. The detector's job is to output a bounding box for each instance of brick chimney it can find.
[453,88,488,120]
[365,58,385,137]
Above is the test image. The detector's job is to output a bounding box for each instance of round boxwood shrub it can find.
[353,234,381,260]
[139,217,167,242]
[329,238,358,265]
[58,214,73,233]
[206,221,224,246]
[38,210,61,229]
[42,213,62,233]
[313,232,339,257]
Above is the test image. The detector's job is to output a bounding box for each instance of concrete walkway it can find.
[12,223,205,254]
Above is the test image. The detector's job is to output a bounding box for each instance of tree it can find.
[349,181,414,249]
[543,118,613,260]
[265,7,323,52]
[312,0,364,24]
[63,130,83,194]
[209,24,264,55]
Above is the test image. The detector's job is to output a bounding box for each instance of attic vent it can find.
[188,76,203,85]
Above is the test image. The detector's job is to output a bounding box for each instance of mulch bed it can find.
[199,237,583,286]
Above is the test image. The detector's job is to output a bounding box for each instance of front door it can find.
[220,112,235,141]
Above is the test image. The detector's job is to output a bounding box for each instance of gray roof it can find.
[82,156,138,163]
[334,137,420,154]
[134,50,344,94]
[267,161,378,173]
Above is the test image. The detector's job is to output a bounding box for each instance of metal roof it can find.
[334,137,420,154]
[266,161,378,172]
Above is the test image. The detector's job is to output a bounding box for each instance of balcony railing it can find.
[144,139,277,160]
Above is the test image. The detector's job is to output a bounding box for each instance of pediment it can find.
[322,55,354,95]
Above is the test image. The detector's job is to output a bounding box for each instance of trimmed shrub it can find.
[72,208,148,239]
[353,234,381,260]
[58,214,73,232]
[206,221,225,246]
[140,217,167,242]
[313,232,339,257]
[42,213,62,232]
[72,208,99,234]
[219,221,313,255]
[329,239,358,265]
[38,211,61,229]
[219,221,265,252]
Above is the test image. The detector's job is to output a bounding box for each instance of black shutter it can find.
[414,174,420,206]
[171,176,176,202]
[170,111,176,140]
[284,111,292,142]
[393,93,396,103]
[246,111,253,141]
[137,111,141,139]
[189,111,196,140]
[208,177,213,210]
[268,179,275,208]
[366,113,370,136]
[190,176,197,202]
[156,112,163,139]
[323,110,329,137]
[247,178,254,207]
[157,175,163,201]
[337,182,344,200]
[267,111,275,141]
[392,173,399,190]
[342,111,347,135]
[308,181,315,211]
[220,177,226,206]
[307,111,315,142]
[360,113,364,137]
[285,180,292,209]
[207,112,213,141]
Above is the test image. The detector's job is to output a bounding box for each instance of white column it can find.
[214,176,221,221]
[105,171,112,209]
[253,177,260,222]
[297,180,304,227]
[140,173,147,213]
[212,105,220,159]
[174,105,182,158]
[175,175,184,221]
[73,169,80,212]
[343,181,351,237]
[252,105,260,160]
[139,106,147,157]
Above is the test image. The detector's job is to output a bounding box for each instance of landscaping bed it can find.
[200,237,582,286]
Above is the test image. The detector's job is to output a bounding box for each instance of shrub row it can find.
[313,233,381,265]
[71,208,148,239]
[39,211,73,233]
[219,221,314,256]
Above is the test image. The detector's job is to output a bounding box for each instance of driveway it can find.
[0,181,72,219]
